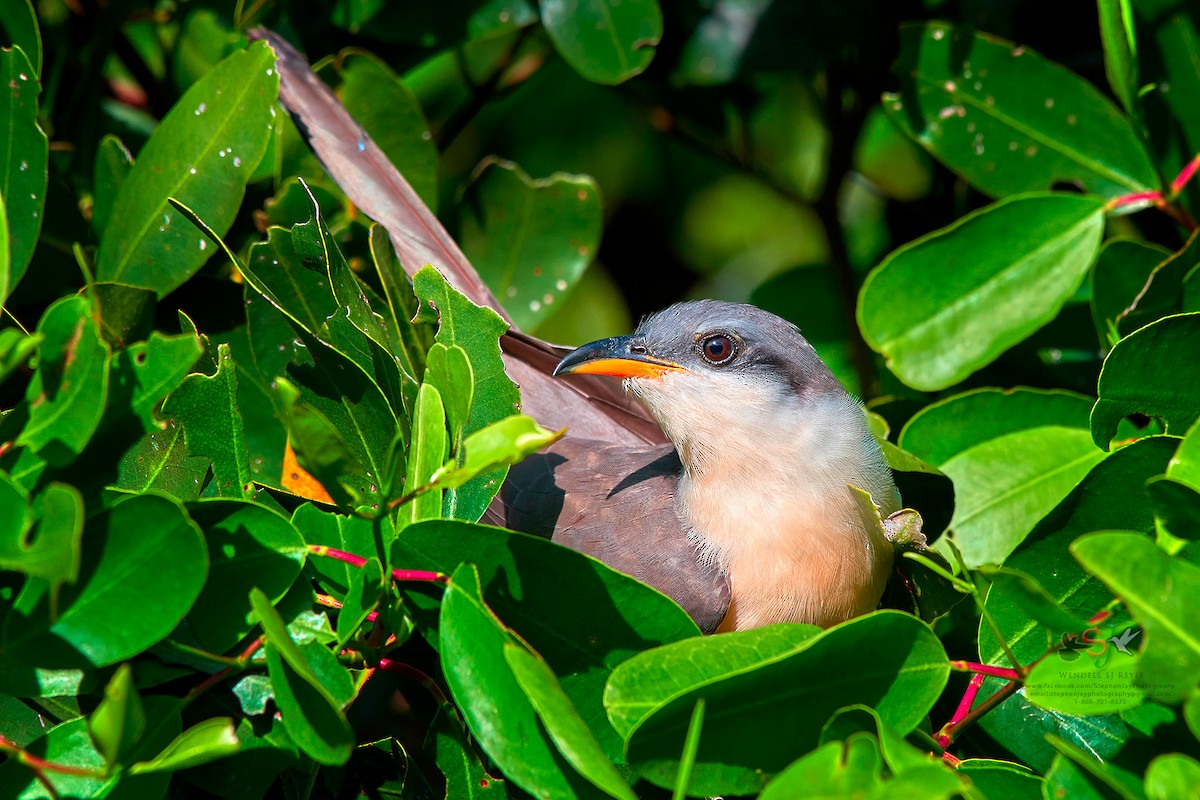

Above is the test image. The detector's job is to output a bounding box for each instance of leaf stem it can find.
[307,544,447,583]
[948,660,1021,680]
[0,733,107,781]
[936,673,986,747]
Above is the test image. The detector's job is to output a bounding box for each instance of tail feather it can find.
[252,28,664,446]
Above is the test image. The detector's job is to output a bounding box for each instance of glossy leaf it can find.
[0,45,46,285]
[1147,475,1200,539]
[4,493,208,668]
[395,519,698,762]
[1168,417,1200,490]
[540,0,663,85]
[504,643,638,800]
[1098,0,1139,117]
[162,343,254,498]
[114,421,209,499]
[611,612,948,795]
[0,327,38,384]
[110,330,205,432]
[1092,313,1200,448]
[439,563,597,799]
[0,698,177,798]
[0,481,82,595]
[336,556,382,647]
[859,193,1105,391]
[432,414,563,490]
[250,588,354,765]
[400,382,448,524]
[1073,531,1200,702]
[0,1,40,75]
[88,663,145,767]
[129,717,240,774]
[899,388,1107,567]
[423,343,473,446]
[1146,753,1200,800]
[186,499,307,653]
[1089,238,1172,343]
[883,23,1158,199]
[96,43,278,296]
[413,266,517,520]
[91,134,133,236]
[978,436,1178,666]
[459,158,602,330]
[424,707,510,799]
[18,295,111,466]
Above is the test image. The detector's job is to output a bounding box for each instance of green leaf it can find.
[423,343,473,446]
[0,327,39,384]
[18,295,111,466]
[1089,237,1173,343]
[1092,313,1200,449]
[1147,475,1200,540]
[977,436,1177,666]
[0,1,41,76]
[858,193,1106,391]
[250,588,354,765]
[981,568,1092,636]
[129,717,240,774]
[1098,0,1139,118]
[87,663,146,767]
[96,43,278,296]
[335,555,382,648]
[400,382,448,524]
[899,388,1107,567]
[424,706,509,798]
[1169,417,1200,495]
[0,481,82,596]
[114,421,209,499]
[1073,531,1200,702]
[611,612,949,795]
[0,45,46,285]
[459,158,602,330]
[4,493,208,668]
[0,189,8,307]
[1047,734,1146,800]
[505,643,638,800]
[1145,754,1200,800]
[432,414,563,490]
[0,698,178,798]
[957,759,1043,800]
[883,23,1158,199]
[110,330,205,432]
[91,134,134,237]
[394,519,698,763]
[541,0,662,84]
[413,266,517,521]
[186,499,307,653]
[439,563,599,799]
[162,342,254,498]
[317,50,438,210]
[1023,614,1146,715]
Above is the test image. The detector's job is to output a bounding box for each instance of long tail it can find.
[250,28,664,446]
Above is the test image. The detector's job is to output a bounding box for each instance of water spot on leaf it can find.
[529,300,541,312]
[195,102,207,115]
[199,240,207,251]
[932,28,945,40]
[1026,145,1038,156]
[1066,114,1077,125]
[1044,98,1055,109]
[944,80,957,92]
[1013,46,1026,56]
[18,160,27,171]
[555,279,568,291]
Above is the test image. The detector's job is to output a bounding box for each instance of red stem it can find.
[1171,154,1200,195]
[936,673,986,748]
[948,660,1022,680]
[0,734,106,780]
[185,637,265,701]
[307,545,447,584]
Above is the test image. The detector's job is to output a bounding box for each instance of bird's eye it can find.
[700,334,736,365]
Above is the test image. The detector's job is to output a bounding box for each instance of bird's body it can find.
[261,35,899,635]
[494,300,899,633]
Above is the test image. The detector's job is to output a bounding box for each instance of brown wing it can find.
[488,438,731,634]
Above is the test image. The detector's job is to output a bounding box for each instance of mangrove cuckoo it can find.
[254,29,900,634]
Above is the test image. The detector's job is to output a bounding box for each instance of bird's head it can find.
[553,301,850,462]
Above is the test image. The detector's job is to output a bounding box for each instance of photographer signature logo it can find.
[1057,625,1141,666]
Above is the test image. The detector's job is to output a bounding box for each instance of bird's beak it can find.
[553,335,685,379]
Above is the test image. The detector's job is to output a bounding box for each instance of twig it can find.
[377,659,449,704]
[935,673,986,748]
[307,544,447,584]
[948,660,1021,681]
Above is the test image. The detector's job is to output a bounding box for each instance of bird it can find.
[494,301,899,633]
[252,29,901,634]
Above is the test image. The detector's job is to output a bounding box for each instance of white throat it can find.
[630,372,897,631]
